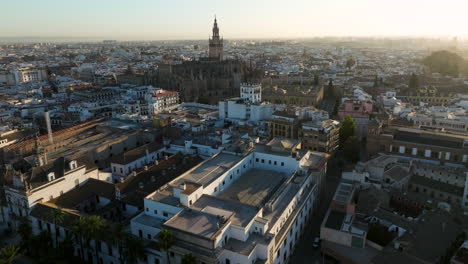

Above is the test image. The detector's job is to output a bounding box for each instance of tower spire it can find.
[209,16,223,61]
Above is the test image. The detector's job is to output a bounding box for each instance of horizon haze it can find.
[1,0,467,41]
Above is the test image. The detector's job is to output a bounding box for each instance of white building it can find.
[219,98,276,123]
[110,142,165,182]
[240,83,262,103]
[14,68,47,83]
[130,138,329,264]
[2,156,99,228]
[146,89,179,115]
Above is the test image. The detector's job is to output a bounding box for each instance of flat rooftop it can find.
[192,195,258,227]
[333,182,354,203]
[325,210,346,230]
[218,168,286,208]
[173,153,242,187]
[163,208,228,240]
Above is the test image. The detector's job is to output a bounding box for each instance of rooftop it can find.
[333,181,355,203]
[192,195,258,227]
[218,168,286,208]
[171,152,242,188]
[111,141,163,165]
[163,208,227,240]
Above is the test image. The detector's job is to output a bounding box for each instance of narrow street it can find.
[289,159,342,264]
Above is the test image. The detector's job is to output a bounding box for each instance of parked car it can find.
[312,237,321,248]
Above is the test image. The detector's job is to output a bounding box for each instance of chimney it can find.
[164,155,168,160]
[132,171,137,177]
[44,110,54,144]
[144,165,148,171]
[180,183,186,190]
[154,160,159,166]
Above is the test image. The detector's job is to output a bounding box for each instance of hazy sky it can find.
[1,0,467,40]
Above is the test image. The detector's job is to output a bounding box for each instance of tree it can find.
[423,50,468,77]
[123,235,145,264]
[72,218,88,261]
[51,207,65,248]
[326,78,334,98]
[18,220,32,253]
[342,136,360,163]
[30,231,53,259]
[181,254,196,264]
[85,216,106,264]
[112,223,127,264]
[0,245,20,264]
[339,115,356,147]
[159,229,174,264]
[345,58,356,69]
[73,216,106,263]
[409,73,419,89]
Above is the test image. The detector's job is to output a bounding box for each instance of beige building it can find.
[367,126,468,166]
[300,119,340,153]
[268,111,299,139]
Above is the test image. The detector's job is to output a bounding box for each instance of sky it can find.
[1,0,467,40]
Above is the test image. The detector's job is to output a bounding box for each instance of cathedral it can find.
[208,17,223,61]
[157,18,259,104]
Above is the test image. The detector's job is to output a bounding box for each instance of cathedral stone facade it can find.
[157,18,252,104]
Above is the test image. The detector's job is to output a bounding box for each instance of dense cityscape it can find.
[1,13,468,264]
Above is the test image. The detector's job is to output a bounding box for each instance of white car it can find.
[312,237,321,248]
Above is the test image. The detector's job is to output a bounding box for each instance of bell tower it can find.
[209,16,223,61]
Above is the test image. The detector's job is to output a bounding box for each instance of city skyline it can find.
[1,0,468,41]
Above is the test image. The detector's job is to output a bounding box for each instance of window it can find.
[261,159,265,163]
[256,158,259,162]
[214,187,218,192]
[230,175,232,179]
[147,234,151,239]
[154,209,158,214]
[274,161,277,165]
[139,230,143,238]
[281,162,284,166]
[163,212,168,217]
[146,208,149,212]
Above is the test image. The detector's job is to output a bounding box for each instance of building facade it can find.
[268,111,299,139]
[300,119,340,153]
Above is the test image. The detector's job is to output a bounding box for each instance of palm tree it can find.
[72,218,88,261]
[181,254,196,264]
[111,223,126,264]
[59,233,76,260]
[85,216,106,264]
[18,220,32,253]
[73,216,106,263]
[51,207,65,248]
[122,235,145,264]
[0,245,20,264]
[159,229,174,264]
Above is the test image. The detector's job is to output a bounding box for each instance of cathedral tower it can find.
[209,17,223,61]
